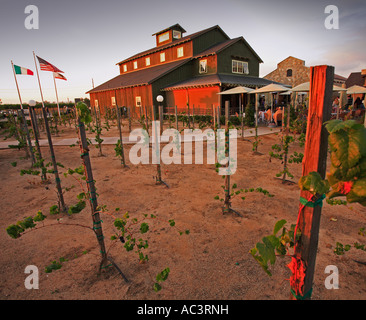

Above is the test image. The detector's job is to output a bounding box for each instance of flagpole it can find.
[11,60,35,165]
[53,72,61,117]
[11,60,25,109]
[33,51,67,212]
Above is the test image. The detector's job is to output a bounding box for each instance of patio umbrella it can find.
[291,82,348,92]
[250,83,290,126]
[291,82,348,116]
[218,86,254,116]
[346,85,366,94]
[279,90,292,95]
[250,83,290,94]
[217,86,254,95]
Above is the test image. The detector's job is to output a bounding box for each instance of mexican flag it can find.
[13,64,34,75]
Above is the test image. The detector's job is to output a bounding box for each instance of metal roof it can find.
[86,59,190,94]
[116,25,229,65]
[152,24,187,36]
[161,74,283,91]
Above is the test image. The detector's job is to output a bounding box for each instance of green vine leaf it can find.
[273,219,287,235]
[67,200,86,214]
[325,119,366,205]
[76,102,92,124]
[140,222,149,234]
[298,171,329,195]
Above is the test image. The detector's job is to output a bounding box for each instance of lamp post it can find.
[152,95,169,188]
[157,95,164,135]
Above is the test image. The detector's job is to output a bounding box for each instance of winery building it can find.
[86,24,280,117]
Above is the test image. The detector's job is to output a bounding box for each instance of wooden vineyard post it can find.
[241,101,245,141]
[77,118,107,266]
[254,90,259,150]
[290,65,334,300]
[212,104,216,130]
[222,101,241,217]
[30,107,40,139]
[241,99,250,142]
[239,94,246,141]
[9,112,21,143]
[92,105,97,127]
[187,104,191,129]
[281,106,289,183]
[167,106,171,128]
[216,105,221,129]
[76,116,128,281]
[16,110,31,160]
[175,105,178,131]
[40,106,67,212]
[22,110,34,161]
[192,105,195,129]
[144,105,149,132]
[115,103,126,167]
[28,106,47,181]
[128,107,132,132]
[223,101,231,213]
[37,107,44,132]
[97,108,102,127]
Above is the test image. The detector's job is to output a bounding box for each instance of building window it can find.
[160,52,166,62]
[158,32,170,43]
[177,47,184,58]
[232,60,249,74]
[95,100,99,108]
[123,65,127,72]
[135,96,142,108]
[173,30,181,39]
[133,61,138,69]
[199,59,207,73]
[145,57,150,66]
[287,69,293,77]
[111,97,116,106]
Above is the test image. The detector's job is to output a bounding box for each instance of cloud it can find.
[308,36,365,77]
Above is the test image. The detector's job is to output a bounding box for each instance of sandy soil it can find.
[0,119,365,301]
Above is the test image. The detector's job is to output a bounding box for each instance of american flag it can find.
[53,72,67,81]
[36,56,64,73]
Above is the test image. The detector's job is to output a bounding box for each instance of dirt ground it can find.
[0,119,365,301]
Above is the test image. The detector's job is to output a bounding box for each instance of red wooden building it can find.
[87,24,280,116]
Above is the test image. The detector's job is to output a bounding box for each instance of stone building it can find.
[264,56,346,87]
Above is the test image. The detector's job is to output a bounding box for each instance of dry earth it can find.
[0,120,365,301]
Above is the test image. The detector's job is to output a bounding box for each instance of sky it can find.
[0,0,365,104]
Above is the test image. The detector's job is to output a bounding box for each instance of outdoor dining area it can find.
[218,81,366,128]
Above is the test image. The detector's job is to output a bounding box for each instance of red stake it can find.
[290,65,334,300]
